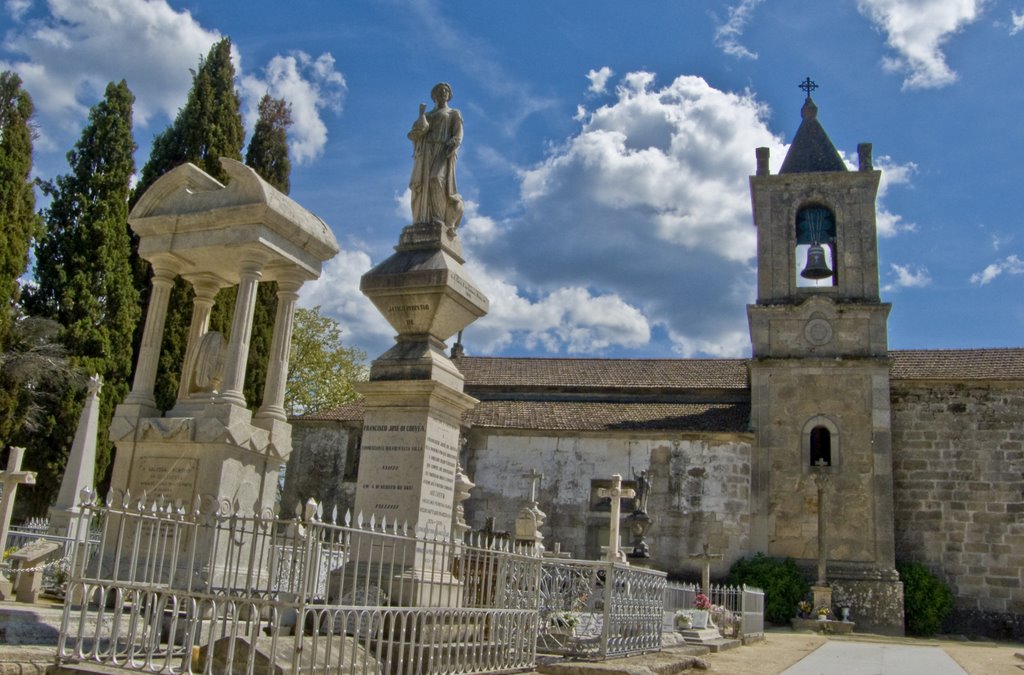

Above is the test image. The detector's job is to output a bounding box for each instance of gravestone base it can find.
[104,403,289,593]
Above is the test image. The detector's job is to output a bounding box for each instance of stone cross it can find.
[597,474,635,563]
[0,447,37,569]
[524,469,543,504]
[813,471,831,585]
[689,542,723,594]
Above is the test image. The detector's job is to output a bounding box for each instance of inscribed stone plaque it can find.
[132,456,198,505]
[355,412,459,533]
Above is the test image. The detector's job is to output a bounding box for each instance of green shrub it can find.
[898,561,953,636]
[728,553,809,624]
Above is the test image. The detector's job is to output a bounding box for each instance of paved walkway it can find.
[782,640,968,675]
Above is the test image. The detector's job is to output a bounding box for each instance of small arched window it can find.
[809,426,832,467]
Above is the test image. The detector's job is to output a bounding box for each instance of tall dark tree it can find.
[246,95,292,193]
[0,71,39,333]
[23,80,139,505]
[132,38,245,411]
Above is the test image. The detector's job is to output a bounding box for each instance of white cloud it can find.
[1011,9,1024,35]
[882,263,931,292]
[586,66,613,94]
[969,254,1024,285]
[874,155,918,236]
[6,0,31,21]
[240,51,346,165]
[298,248,394,355]
[856,0,986,89]
[463,263,651,355]
[469,72,786,357]
[1,0,221,127]
[713,0,765,60]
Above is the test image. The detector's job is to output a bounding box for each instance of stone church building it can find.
[285,96,1024,638]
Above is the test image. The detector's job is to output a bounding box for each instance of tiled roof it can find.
[297,348,1024,425]
[452,356,749,390]
[889,348,1024,380]
[465,400,750,433]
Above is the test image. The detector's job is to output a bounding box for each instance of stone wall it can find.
[891,380,1024,639]
[464,430,753,578]
[281,420,359,520]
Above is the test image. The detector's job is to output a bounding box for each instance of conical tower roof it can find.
[778,96,847,174]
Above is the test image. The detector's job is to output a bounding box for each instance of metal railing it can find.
[537,558,665,659]
[56,489,542,674]
[664,581,764,640]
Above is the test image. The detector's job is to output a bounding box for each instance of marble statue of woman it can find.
[408,82,464,231]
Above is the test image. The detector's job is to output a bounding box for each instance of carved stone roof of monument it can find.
[778,97,848,174]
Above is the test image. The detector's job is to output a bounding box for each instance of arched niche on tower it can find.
[801,415,840,472]
[795,204,837,288]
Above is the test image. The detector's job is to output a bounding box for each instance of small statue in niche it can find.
[632,468,651,514]
[408,82,464,233]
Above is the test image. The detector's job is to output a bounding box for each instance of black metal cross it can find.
[799,77,818,98]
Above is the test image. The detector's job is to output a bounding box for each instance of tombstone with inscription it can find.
[104,158,338,586]
[351,82,488,606]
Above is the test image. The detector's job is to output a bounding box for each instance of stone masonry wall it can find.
[282,420,358,520]
[891,381,1024,639]
[465,430,753,580]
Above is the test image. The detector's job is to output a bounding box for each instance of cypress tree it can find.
[132,38,245,411]
[0,71,39,331]
[23,80,139,505]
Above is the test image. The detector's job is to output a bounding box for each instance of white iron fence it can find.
[537,559,665,658]
[56,489,542,674]
[664,581,764,640]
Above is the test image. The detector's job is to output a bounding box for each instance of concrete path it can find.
[781,640,968,675]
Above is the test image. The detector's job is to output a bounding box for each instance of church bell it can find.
[800,243,833,280]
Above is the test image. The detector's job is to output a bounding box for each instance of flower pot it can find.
[817,615,827,621]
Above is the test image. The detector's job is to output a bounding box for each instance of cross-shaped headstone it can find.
[689,541,723,594]
[799,77,818,98]
[0,448,37,575]
[523,469,543,504]
[596,474,635,563]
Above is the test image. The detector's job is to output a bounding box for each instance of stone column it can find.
[176,274,221,403]
[124,265,177,409]
[219,262,262,407]
[256,276,303,422]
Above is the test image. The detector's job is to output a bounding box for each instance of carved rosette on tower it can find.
[351,83,488,606]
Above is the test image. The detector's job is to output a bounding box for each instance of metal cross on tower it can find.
[799,77,818,98]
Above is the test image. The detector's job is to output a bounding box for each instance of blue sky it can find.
[3,0,1023,360]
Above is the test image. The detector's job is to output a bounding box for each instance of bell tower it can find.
[747,81,903,634]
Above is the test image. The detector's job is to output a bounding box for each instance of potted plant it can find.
[688,593,712,628]
[797,600,812,619]
[674,610,693,630]
[816,606,830,621]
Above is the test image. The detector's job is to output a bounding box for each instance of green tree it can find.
[23,80,139,503]
[286,307,367,416]
[728,553,809,624]
[898,561,953,636]
[246,94,292,194]
[0,313,82,499]
[132,38,245,411]
[0,71,39,333]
